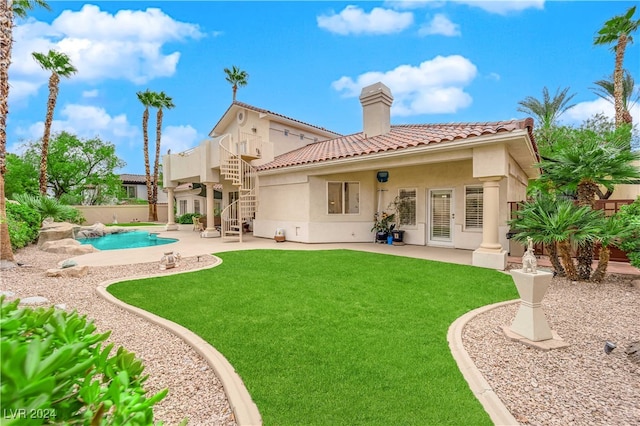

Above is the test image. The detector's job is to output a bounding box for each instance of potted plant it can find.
[371,212,395,243]
[389,196,411,244]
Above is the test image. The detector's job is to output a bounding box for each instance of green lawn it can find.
[108,249,517,425]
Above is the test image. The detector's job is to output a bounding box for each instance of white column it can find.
[164,187,178,231]
[472,176,507,270]
[201,182,220,238]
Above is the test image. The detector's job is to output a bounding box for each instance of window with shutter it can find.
[465,186,483,230]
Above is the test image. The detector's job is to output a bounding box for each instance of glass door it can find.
[428,189,454,246]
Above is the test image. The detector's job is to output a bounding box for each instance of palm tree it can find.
[537,125,640,279]
[517,87,576,149]
[223,65,248,101]
[591,70,639,125]
[590,215,632,282]
[1,0,50,265]
[136,89,158,222]
[151,91,174,221]
[32,49,77,194]
[594,6,640,127]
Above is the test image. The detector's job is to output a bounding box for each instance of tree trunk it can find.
[558,239,579,281]
[591,245,610,283]
[40,73,59,194]
[613,34,627,128]
[142,108,153,222]
[576,180,597,279]
[152,108,163,222]
[548,241,565,277]
[0,1,15,264]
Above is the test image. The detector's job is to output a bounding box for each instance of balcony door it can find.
[428,189,454,246]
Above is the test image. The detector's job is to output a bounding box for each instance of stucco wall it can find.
[77,205,168,225]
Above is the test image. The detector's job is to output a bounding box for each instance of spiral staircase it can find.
[219,133,259,242]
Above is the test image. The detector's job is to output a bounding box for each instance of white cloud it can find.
[562,97,640,126]
[455,1,544,15]
[487,72,501,81]
[418,13,460,36]
[317,5,414,35]
[14,104,138,146]
[160,125,200,154]
[9,5,204,104]
[332,55,477,116]
[82,89,99,98]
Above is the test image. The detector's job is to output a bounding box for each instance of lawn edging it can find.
[447,300,520,426]
[95,255,262,426]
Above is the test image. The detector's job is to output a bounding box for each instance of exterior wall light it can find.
[376,171,389,183]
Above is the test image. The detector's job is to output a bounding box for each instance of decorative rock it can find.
[626,341,640,364]
[38,222,81,246]
[46,265,89,278]
[0,260,17,270]
[40,239,98,255]
[0,290,16,297]
[20,296,49,305]
[61,259,78,269]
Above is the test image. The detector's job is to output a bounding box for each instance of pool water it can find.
[77,230,178,250]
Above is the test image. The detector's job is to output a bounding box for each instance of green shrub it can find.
[6,202,41,250]
[0,297,168,425]
[176,213,200,224]
[617,197,640,268]
[11,194,85,224]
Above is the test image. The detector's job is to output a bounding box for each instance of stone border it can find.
[447,300,519,426]
[95,255,262,426]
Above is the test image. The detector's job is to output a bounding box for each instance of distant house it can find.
[119,174,168,204]
[163,82,540,270]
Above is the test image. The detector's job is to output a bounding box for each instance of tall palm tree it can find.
[32,49,77,194]
[1,0,50,265]
[537,125,640,279]
[136,89,158,222]
[151,91,174,221]
[517,87,577,149]
[594,6,640,127]
[591,70,639,125]
[223,65,248,101]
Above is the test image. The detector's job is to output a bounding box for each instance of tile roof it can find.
[212,101,342,137]
[120,174,154,184]
[257,118,536,171]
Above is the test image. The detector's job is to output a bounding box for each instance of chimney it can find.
[359,82,393,138]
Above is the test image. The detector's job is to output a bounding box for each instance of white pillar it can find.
[201,182,220,238]
[472,177,507,270]
[164,187,178,231]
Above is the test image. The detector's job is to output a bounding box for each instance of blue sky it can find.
[8,1,639,174]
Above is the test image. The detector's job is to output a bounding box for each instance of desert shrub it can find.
[0,297,168,425]
[176,213,200,224]
[617,197,640,268]
[5,201,40,250]
[12,194,85,224]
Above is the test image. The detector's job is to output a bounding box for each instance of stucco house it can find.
[120,174,168,204]
[163,82,539,270]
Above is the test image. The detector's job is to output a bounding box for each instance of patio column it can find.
[164,187,178,231]
[472,177,507,270]
[201,182,220,238]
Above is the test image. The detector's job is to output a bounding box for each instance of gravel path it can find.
[463,272,640,425]
[2,245,639,425]
[1,245,236,426]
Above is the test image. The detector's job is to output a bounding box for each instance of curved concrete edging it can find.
[448,300,520,426]
[95,255,262,426]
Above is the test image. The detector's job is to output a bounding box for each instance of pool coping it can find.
[95,255,262,426]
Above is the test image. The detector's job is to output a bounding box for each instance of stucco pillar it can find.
[201,182,220,238]
[472,177,507,270]
[164,187,178,231]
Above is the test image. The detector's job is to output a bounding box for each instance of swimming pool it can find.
[77,230,178,251]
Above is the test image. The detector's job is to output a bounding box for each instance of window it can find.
[179,200,187,215]
[465,186,483,230]
[123,185,136,199]
[327,181,359,214]
[397,188,416,226]
[194,199,201,215]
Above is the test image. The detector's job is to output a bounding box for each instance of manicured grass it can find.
[108,250,517,425]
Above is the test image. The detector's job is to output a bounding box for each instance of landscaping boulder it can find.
[76,222,108,239]
[38,222,81,246]
[40,239,98,255]
[46,265,89,278]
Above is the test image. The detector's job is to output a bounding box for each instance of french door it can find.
[428,189,454,246]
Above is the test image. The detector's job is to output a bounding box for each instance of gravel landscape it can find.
[2,245,639,425]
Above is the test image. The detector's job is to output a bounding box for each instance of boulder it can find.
[46,265,89,278]
[40,239,98,255]
[76,222,107,239]
[38,222,81,246]
[20,296,49,305]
